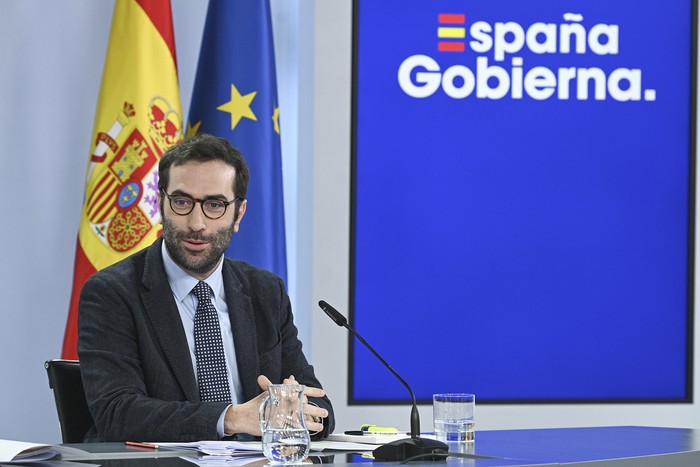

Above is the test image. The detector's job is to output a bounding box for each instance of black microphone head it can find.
[318,300,348,327]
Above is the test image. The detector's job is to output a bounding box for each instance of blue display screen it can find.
[351,0,695,403]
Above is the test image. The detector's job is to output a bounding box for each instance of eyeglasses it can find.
[161,190,240,220]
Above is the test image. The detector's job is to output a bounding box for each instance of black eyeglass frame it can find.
[160,189,241,220]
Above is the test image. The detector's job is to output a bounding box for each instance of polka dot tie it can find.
[193,281,232,403]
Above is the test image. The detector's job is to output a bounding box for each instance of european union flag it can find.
[188,0,287,283]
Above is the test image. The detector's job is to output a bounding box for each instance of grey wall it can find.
[0,0,697,444]
[0,0,206,443]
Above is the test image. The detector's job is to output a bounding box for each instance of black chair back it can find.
[45,359,94,443]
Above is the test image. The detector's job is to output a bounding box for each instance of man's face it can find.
[161,159,247,280]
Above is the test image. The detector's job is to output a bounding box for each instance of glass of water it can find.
[433,393,475,442]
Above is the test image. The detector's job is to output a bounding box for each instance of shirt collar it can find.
[161,240,225,303]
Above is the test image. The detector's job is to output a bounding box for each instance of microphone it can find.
[318,300,448,461]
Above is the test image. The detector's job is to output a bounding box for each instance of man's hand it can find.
[223,376,278,436]
[224,375,328,436]
[281,375,328,435]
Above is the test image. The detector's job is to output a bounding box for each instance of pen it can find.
[345,430,399,435]
[125,441,160,449]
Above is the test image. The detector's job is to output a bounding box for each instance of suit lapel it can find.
[222,261,260,401]
[140,238,200,402]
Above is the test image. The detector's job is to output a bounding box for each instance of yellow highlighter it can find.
[361,424,399,434]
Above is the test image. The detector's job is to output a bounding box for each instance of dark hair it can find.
[158,133,249,200]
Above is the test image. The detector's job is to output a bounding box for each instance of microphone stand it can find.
[319,301,448,461]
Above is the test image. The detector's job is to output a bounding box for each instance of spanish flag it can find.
[62,0,182,359]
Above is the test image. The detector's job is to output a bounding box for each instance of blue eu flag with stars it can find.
[187,0,287,284]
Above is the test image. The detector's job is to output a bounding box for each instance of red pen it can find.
[125,441,160,449]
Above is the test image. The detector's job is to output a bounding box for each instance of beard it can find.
[162,215,236,277]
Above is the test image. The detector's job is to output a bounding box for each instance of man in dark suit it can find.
[78,134,334,442]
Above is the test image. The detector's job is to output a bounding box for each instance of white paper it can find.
[0,440,56,463]
[310,440,377,451]
[325,432,411,445]
[155,441,262,456]
[181,454,268,466]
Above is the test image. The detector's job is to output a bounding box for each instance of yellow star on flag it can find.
[217,84,257,130]
[186,120,202,137]
[272,106,280,134]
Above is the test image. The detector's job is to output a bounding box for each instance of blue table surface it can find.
[470,426,700,463]
[62,426,700,466]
